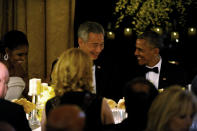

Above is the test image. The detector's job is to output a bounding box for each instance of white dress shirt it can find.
[145,57,162,89]
[92,65,96,94]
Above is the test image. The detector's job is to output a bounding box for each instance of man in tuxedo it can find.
[78,21,106,96]
[0,62,31,131]
[134,31,188,89]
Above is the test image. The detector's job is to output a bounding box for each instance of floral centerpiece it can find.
[28,78,55,122]
[37,83,55,121]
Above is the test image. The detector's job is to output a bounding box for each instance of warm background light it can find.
[188,27,196,35]
[124,28,132,36]
[153,27,163,35]
[171,31,179,40]
[107,31,115,39]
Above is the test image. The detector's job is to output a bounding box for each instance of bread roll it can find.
[12,98,36,113]
[104,98,117,109]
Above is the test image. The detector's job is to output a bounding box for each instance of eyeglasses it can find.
[87,42,104,49]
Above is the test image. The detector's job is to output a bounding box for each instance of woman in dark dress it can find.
[43,48,114,131]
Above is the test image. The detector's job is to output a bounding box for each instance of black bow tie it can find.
[144,67,159,73]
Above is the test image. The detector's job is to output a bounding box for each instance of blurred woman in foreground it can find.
[43,48,114,131]
[146,85,197,131]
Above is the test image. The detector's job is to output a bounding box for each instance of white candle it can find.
[28,78,41,96]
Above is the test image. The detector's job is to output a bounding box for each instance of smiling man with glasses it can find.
[78,21,105,96]
[78,21,104,60]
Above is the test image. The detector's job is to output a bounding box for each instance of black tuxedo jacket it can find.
[0,99,31,131]
[94,60,118,100]
[95,64,105,97]
[135,59,188,89]
[95,61,124,102]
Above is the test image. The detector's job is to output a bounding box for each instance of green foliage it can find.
[113,0,193,35]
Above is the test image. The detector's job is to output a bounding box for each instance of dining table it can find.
[30,108,127,131]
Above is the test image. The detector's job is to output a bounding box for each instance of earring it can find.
[4,53,8,61]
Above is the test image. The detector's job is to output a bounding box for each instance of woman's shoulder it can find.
[47,92,103,109]
[47,96,60,106]
[45,96,61,116]
[67,91,103,101]
[8,76,25,83]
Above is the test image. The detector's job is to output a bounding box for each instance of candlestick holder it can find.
[28,95,40,127]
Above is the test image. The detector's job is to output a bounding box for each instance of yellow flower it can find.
[37,85,55,121]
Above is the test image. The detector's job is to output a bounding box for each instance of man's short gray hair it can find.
[78,21,104,42]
